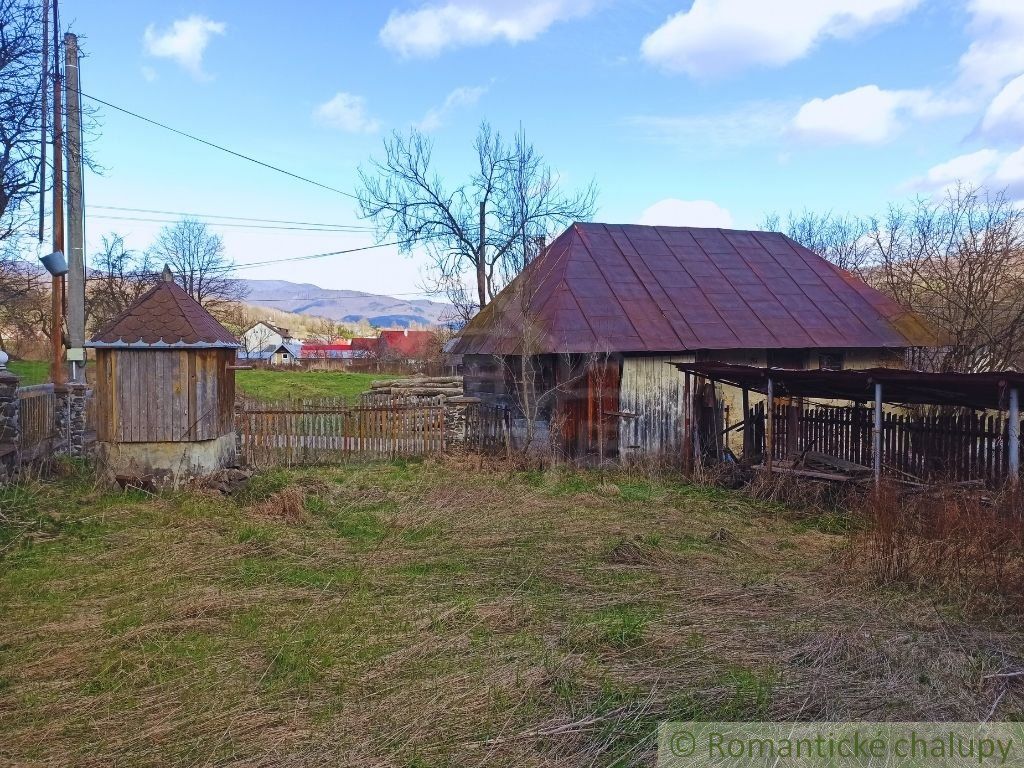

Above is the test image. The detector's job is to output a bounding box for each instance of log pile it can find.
[367,375,464,399]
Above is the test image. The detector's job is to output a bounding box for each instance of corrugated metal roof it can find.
[88,280,240,349]
[452,223,938,355]
[673,362,1024,411]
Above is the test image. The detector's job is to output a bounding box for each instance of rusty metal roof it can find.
[88,280,240,349]
[452,223,938,356]
[672,362,1024,411]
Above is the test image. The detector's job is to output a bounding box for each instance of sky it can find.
[69,0,1024,298]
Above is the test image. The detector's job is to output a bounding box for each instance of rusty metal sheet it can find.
[450,222,938,355]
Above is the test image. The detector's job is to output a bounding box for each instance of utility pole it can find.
[49,0,65,387]
[64,32,85,381]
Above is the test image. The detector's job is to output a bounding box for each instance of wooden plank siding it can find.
[94,348,235,443]
[618,354,694,459]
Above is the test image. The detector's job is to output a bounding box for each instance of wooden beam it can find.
[765,377,774,472]
[1009,387,1020,488]
[873,382,883,488]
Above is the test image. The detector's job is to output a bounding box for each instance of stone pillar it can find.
[444,395,480,448]
[0,351,19,482]
[55,381,89,458]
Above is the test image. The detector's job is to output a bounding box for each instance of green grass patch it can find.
[7,359,48,385]
[235,369,394,402]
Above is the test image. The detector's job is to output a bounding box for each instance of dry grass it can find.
[1,460,1023,766]
[850,483,1024,611]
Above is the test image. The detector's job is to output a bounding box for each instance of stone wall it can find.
[55,383,89,458]
[444,396,479,447]
[0,367,19,483]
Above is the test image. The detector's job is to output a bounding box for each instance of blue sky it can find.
[73,0,1024,296]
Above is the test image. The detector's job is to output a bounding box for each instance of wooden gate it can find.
[17,384,56,462]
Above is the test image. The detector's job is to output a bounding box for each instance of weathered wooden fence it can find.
[760,403,1021,485]
[470,403,511,455]
[235,398,446,466]
[17,384,56,462]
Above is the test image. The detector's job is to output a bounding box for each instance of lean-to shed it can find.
[86,267,240,482]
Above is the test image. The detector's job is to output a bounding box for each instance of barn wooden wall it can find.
[618,354,694,458]
[94,349,235,443]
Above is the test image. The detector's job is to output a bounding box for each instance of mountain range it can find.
[234,279,454,329]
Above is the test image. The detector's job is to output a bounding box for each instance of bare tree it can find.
[358,121,596,320]
[85,233,154,332]
[0,243,48,356]
[147,217,244,317]
[0,0,42,246]
[762,209,872,276]
[769,183,1024,372]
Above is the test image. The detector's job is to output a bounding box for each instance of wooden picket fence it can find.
[235,397,446,467]
[17,384,56,462]
[761,403,1020,485]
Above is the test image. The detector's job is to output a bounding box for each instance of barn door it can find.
[586,360,621,460]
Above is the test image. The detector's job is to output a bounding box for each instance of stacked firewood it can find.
[367,376,464,399]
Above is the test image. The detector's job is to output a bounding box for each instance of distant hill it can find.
[234,279,454,329]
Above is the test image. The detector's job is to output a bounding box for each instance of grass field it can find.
[7,360,48,386]
[1,461,1021,766]
[235,369,395,402]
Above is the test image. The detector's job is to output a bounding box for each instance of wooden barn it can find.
[87,268,240,482]
[451,223,937,461]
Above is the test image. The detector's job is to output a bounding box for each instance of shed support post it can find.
[1009,387,1020,488]
[786,397,800,458]
[873,383,883,488]
[741,386,750,459]
[765,377,773,472]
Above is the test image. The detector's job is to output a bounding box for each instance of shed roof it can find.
[88,279,239,349]
[672,362,1024,411]
[452,223,937,356]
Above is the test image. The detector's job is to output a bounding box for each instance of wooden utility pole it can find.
[49,0,65,387]
[64,32,85,381]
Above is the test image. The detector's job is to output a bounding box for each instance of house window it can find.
[818,352,844,371]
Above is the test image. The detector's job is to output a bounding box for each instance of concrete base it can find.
[97,433,237,487]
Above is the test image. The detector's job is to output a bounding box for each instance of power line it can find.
[87,204,374,230]
[78,90,362,201]
[90,213,374,234]
[231,239,418,270]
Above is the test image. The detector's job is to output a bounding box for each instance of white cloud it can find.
[792,85,966,144]
[979,74,1024,142]
[905,147,1024,196]
[993,147,1024,192]
[314,93,381,134]
[920,149,1001,188]
[957,0,1024,92]
[640,0,919,77]
[380,0,593,57]
[414,85,488,131]
[637,199,734,228]
[143,15,225,79]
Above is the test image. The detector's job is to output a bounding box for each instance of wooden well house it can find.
[87,267,240,482]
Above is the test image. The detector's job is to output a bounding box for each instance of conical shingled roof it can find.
[87,277,239,349]
[451,222,938,356]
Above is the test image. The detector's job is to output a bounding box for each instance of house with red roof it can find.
[451,222,937,460]
[377,329,435,362]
